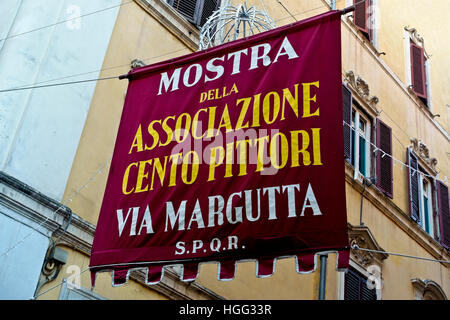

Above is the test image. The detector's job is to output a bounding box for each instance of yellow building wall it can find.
[48,0,449,300]
[63,0,192,226]
[38,246,168,300]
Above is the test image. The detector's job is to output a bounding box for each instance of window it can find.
[167,0,221,28]
[410,41,429,105]
[343,84,372,180]
[407,148,450,247]
[437,181,450,249]
[349,0,378,48]
[419,176,433,235]
[343,84,393,196]
[404,27,432,109]
[344,267,377,300]
[412,279,448,300]
[351,109,371,178]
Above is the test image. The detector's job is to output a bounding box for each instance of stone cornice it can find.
[409,138,438,175]
[344,70,380,118]
[404,26,431,59]
[0,171,222,300]
[348,223,388,268]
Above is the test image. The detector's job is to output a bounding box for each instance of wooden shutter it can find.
[344,269,361,300]
[170,0,220,27]
[437,181,450,249]
[353,0,369,34]
[410,42,427,99]
[342,85,352,161]
[170,0,201,24]
[344,268,377,300]
[376,119,393,198]
[407,149,420,222]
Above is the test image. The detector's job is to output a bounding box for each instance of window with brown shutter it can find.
[437,181,450,249]
[353,0,372,41]
[168,0,221,28]
[376,119,393,198]
[407,149,420,223]
[344,268,377,300]
[342,85,353,161]
[410,41,427,100]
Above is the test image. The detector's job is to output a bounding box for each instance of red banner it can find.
[90,11,349,286]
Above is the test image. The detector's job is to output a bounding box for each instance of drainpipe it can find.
[318,254,328,300]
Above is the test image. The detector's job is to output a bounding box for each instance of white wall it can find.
[0,0,121,201]
[0,208,50,300]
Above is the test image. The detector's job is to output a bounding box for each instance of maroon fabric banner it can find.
[90,11,349,286]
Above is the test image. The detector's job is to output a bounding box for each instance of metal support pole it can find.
[318,254,328,300]
[341,5,356,15]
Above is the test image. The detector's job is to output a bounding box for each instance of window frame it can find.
[346,0,379,50]
[350,106,372,180]
[404,28,433,110]
[418,173,434,237]
[407,148,442,241]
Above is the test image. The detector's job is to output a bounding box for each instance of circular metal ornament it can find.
[199,0,276,50]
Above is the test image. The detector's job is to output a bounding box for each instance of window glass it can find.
[350,109,371,178]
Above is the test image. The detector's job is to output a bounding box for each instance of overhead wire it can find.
[344,120,449,185]
[0,76,119,93]
[0,159,111,258]
[32,267,91,300]
[352,245,450,264]
[32,244,449,299]
[0,0,445,184]
[32,245,449,299]
[4,48,190,92]
[0,1,446,298]
[0,1,135,43]
[0,4,446,186]
[0,0,354,93]
[0,0,341,260]
[276,0,298,21]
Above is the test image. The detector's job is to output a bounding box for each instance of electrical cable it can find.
[5,48,190,92]
[0,159,110,258]
[33,245,450,299]
[32,267,90,300]
[0,1,134,43]
[352,244,450,264]
[0,0,447,255]
[343,120,449,186]
[0,1,352,93]
[276,0,298,21]
[0,76,119,93]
